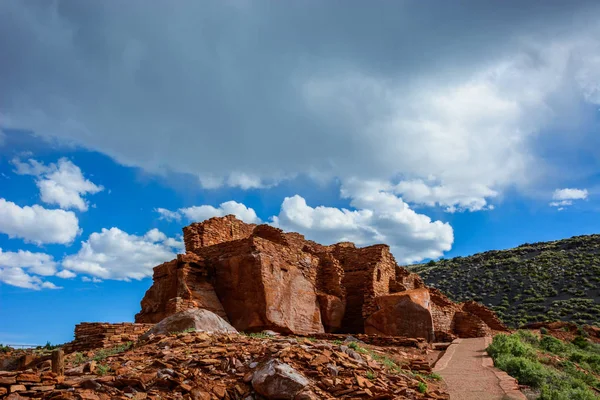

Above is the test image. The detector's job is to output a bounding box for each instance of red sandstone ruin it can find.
[135,215,506,341]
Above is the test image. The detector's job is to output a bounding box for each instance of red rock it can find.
[0,375,16,384]
[16,373,41,383]
[135,253,228,324]
[9,384,26,392]
[317,294,345,333]
[129,216,505,340]
[364,289,434,341]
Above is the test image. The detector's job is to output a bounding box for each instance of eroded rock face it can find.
[364,288,434,341]
[135,253,228,323]
[136,215,506,340]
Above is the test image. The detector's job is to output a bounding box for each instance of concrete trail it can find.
[434,337,526,400]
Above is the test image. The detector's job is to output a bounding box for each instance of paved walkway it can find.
[433,338,526,400]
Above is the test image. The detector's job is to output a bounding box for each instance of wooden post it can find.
[52,349,64,376]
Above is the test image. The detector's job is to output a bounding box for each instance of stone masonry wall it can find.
[63,323,153,353]
[138,215,507,340]
[183,215,256,253]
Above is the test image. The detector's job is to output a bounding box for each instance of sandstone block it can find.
[365,288,434,341]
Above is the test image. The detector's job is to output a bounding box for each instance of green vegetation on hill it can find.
[409,235,600,327]
[487,331,600,399]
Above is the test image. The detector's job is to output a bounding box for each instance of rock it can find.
[134,215,505,339]
[141,308,237,340]
[262,330,280,337]
[293,390,318,400]
[251,359,310,399]
[365,288,434,341]
[135,253,229,324]
[317,294,345,333]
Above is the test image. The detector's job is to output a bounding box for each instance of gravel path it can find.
[434,337,526,400]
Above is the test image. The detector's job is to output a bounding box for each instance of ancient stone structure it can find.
[136,215,507,340]
[63,323,153,353]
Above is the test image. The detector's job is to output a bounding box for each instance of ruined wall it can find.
[183,214,256,253]
[462,301,509,332]
[428,288,461,340]
[137,215,506,341]
[452,312,492,338]
[135,253,227,324]
[328,244,396,333]
[330,244,368,333]
[64,323,153,353]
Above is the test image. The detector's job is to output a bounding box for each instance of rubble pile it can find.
[0,330,449,399]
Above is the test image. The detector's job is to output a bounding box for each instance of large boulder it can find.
[365,288,434,341]
[141,308,237,339]
[251,359,310,399]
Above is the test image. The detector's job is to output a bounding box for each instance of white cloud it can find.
[56,269,76,279]
[163,237,185,252]
[272,184,453,264]
[0,267,44,290]
[0,248,66,290]
[393,180,497,212]
[0,198,80,244]
[549,188,588,208]
[157,201,262,225]
[144,228,167,242]
[41,281,62,290]
[2,2,600,215]
[62,227,182,280]
[0,248,57,276]
[81,276,102,283]
[12,157,103,211]
[552,188,588,201]
[155,207,181,222]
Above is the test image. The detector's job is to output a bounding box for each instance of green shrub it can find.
[540,336,568,355]
[572,336,590,350]
[494,355,551,387]
[516,330,540,346]
[92,342,132,362]
[540,327,548,335]
[487,334,536,359]
[417,382,427,393]
[96,364,110,376]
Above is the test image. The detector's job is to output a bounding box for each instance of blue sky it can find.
[1,0,600,345]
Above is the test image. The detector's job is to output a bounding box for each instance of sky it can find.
[1,0,600,346]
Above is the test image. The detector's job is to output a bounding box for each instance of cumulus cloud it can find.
[62,227,183,280]
[0,198,80,244]
[0,248,61,290]
[157,201,262,224]
[12,157,103,211]
[549,188,589,208]
[0,248,57,276]
[2,2,600,213]
[272,184,453,263]
[155,207,181,222]
[55,269,76,279]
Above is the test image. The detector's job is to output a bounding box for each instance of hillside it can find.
[409,234,600,328]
